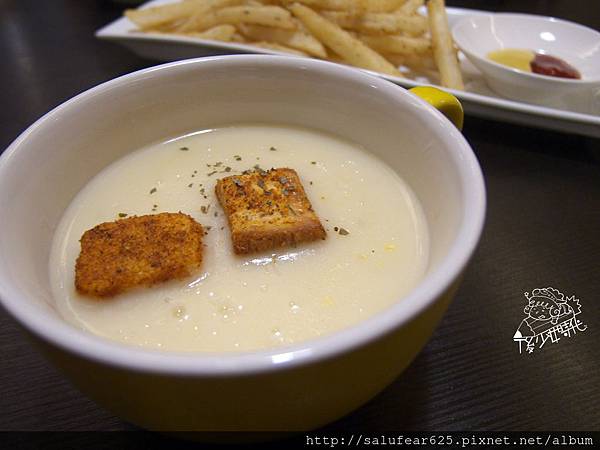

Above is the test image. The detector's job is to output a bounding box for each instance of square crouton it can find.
[215,167,326,254]
[75,212,204,298]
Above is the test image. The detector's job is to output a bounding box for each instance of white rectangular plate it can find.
[96,0,600,138]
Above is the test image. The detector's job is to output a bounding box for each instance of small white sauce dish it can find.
[453,13,600,111]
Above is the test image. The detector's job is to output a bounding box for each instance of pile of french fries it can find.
[125,0,464,90]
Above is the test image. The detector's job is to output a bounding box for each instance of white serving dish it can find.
[95,0,600,138]
[453,13,600,110]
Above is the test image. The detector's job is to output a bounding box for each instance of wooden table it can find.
[0,0,598,436]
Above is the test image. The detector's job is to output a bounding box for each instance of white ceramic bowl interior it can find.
[453,13,600,108]
[0,56,485,430]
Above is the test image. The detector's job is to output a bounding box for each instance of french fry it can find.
[321,10,428,35]
[427,0,464,89]
[317,11,360,29]
[324,52,345,64]
[359,12,427,35]
[176,0,245,33]
[238,23,327,57]
[124,0,199,30]
[144,24,238,41]
[231,32,247,42]
[397,0,423,15]
[286,0,404,12]
[357,0,406,12]
[126,0,239,30]
[142,18,190,33]
[187,24,238,41]
[179,5,296,32]
[289,3,402,77]
[360,35,432,56]
[251,41,310,56]
[281,0,360,11]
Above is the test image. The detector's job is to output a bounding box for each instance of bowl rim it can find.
[453,12,600,85]
[0,55,486,376]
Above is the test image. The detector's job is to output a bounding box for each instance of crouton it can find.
[215,167,326,254]
[75,212,204,298]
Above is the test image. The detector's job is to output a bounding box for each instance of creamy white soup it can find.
[50,124,429,352]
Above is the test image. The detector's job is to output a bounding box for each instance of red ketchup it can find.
[530,54,581,79]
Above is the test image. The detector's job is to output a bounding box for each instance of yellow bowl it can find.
[0,56,484,431]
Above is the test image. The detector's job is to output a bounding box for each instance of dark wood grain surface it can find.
[1,0,599,434]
